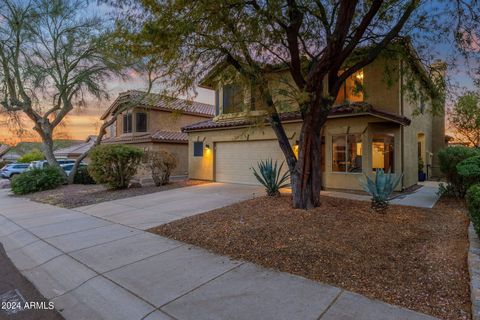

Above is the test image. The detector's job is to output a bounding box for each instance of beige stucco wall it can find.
[363,56,401,114]
[126,142,188,177]
[399,59,445,186]
[215,57,402,117]
[191,55,445,191]
[188,116,404,191]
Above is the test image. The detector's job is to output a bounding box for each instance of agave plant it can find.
[360,169,403,213]
[252,159,290,196]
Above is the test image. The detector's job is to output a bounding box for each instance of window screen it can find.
[136,113,147,132]
[123,114,132,133]
[332,134,362,173]
[193,141,203,157]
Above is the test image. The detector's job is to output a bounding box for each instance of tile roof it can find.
[53,136,97,157]
[101,90,215,120]
[182,102,411,132]
[0,144,10,157]
[103,130,188,144]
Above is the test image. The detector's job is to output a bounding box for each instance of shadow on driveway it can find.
[0,243,63,320]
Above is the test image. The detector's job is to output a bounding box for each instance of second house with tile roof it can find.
[101,90,215,177]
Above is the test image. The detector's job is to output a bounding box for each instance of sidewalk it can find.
[0,188,437,320]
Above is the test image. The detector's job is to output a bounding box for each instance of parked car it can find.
[1,163,30,179]
[60,163,87,176]
[28,159,76,170]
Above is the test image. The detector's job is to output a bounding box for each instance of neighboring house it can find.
[53,135,97,162]
[183,46,446,191]
[0,144,11,159]
[1,150,20,163]
[101,90,215,176]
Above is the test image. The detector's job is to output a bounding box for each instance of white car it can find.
[60,163,87,176]
[1,163,30,179]
[28,159,76,170]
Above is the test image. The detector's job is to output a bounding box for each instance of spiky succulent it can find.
[252,159,290,197]
[360,169,403,213]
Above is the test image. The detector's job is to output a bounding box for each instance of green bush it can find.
[437,146,479,197]
[73,165,96,184]
[17,149,45,163]
[457,155,480,191]
[466,184,480,238]
[143,150,178,186]
[88,144,143,189]
[11,167,65,195]
[252,159,290,197]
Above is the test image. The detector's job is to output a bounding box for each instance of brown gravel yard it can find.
[23,179,207,208]
[151,195,471,320]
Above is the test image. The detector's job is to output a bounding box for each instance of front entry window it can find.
[372,134,395,172]
[332,134,363,173]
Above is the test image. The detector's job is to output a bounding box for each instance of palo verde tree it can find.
[114,0,472,209]
[0,0,125,170]
[450,92,480,147]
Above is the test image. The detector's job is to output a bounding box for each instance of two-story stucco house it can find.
[101,90,215,177]
[183,47,446,191]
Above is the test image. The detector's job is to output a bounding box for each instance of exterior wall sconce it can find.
[205,144,210,150]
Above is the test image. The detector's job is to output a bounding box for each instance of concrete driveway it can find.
[0,187,438,320]
[74,183,264,230]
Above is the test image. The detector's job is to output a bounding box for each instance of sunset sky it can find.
[0,2,478,145]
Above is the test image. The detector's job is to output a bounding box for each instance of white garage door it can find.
[215,140,289,185]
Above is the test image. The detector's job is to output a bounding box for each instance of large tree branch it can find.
[331,0,419,96]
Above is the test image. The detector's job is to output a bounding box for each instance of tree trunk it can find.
[291,106,327,209]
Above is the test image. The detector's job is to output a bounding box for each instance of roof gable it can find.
[101,90,215,120]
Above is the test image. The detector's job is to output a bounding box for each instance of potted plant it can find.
[418,158,426,182]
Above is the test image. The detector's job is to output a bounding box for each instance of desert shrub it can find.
[88,144,143,189]
[73,165,96,184]
[143,150,178,186]
[457,155,480,191]
[466,184,480,238]
[11,166,65,195]
[360,169,403,213]
[252,159,290,197]
[17,149,44,163]
[437,146,479,197]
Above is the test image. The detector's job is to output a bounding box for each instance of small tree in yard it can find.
[0,0,125,171]
[17,149,44,163]
[88,144,144,189]
[143,150,177,186]
[450,92,480,148]
[110,0,471,209]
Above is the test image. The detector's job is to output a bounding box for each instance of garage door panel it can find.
[215,140,289,185]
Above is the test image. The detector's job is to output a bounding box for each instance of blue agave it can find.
[252,159,290,196]
[360,169,403,212]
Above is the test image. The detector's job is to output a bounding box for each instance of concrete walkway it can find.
[74,183,264,230]
[322,181,441,209]
[390,181,441,208]
[0,186,437,320]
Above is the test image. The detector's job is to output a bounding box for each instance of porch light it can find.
[205,144,210,150]
[355,70,364,80]
[293,140,299,159]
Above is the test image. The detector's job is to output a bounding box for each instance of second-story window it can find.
[223,84,244,114]
[136,113,147,132]
[335,69,364,104]
[123,113,132,133]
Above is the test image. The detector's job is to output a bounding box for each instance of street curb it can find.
[468,223,480,320]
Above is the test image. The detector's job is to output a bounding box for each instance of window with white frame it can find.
[332,134,363,173]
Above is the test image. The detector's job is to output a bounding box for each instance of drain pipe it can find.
[400,59,405,191]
